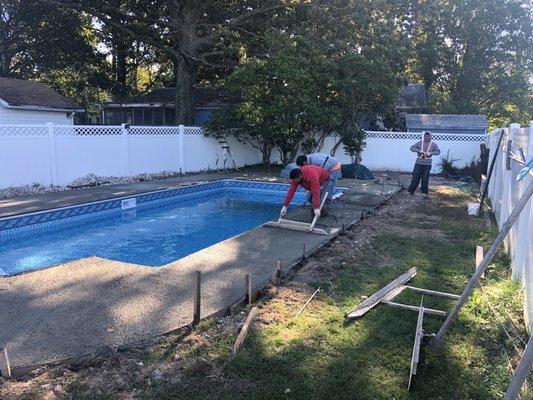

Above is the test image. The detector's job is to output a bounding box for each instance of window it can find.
[104,110,115,125]
[164,108,175,125]
[124,109,132,124]
[143,109,154,125]
[153,108,164,125]
[133,109,144,125]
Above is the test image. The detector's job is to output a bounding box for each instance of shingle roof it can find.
[405,114,488,130]
[0,77,82,110]
[110,86,239,108]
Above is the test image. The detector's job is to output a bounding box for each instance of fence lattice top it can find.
[0,124,486,142]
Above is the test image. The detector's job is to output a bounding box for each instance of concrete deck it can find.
[0,174,403,370]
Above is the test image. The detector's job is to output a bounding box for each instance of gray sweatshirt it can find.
[410,140,441,165]
[307,153,340,172]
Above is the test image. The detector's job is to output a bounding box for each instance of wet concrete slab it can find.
[0,174,403,370]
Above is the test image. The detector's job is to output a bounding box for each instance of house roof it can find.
[0,77,82,111]
[405,114,488,131]
[396,83,426,110]
[105,86,239,108]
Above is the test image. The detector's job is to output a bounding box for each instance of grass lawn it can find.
[2,185,528,400]
[139,186,528,400]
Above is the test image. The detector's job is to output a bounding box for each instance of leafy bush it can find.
[439,150,460,176]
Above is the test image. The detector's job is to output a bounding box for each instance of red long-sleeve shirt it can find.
[283,165,329,208]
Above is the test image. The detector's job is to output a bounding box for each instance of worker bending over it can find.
[296,153,341,203]
[280,165,329,218]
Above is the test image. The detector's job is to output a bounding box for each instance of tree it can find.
[407,0,533,127]
[205,32,339,166]
[205,16,403,166]
[40,0,304,124]
[0,1,110,110]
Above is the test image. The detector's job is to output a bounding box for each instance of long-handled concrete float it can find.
[264,192,330,235]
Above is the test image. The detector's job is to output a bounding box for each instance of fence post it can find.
[499,124,519,240]
[178,124,185,174]
[121,123,130,176]
[46,122,58,186]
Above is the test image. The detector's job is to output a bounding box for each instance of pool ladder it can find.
[216,137,238,172]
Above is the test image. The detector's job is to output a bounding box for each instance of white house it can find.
[0,77,83,124]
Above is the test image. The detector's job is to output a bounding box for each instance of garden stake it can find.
[0,348,11,378]
[193,270,201,324]
[245,274,252,304]
[276,259,283,284]
[432,181,533,349]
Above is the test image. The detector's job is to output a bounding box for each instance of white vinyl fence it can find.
[486,122,533,330]
[0,123,484,188]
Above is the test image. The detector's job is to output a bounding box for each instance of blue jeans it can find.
[305,169,342,206]
[408,163,431,194]
[323,169,342,203]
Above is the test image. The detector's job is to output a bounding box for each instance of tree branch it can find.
[39,0,179,59]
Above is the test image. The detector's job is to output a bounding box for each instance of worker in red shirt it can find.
[280,165,329,219]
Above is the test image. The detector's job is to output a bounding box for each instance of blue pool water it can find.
[0,181,315,275]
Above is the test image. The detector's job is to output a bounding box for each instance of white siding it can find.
[0,104,73,124]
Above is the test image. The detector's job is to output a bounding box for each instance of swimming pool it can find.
[0,180,340,276]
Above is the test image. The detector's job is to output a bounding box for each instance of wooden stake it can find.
[475,245,485,279]
[276,259,283,284]
[231,306,259,358]
[245,274,252,304]
[193,270,201,324]
[405,286,460,300]
[504,334,533,400]
[0,348,11,378]
[346,268,417,320]
[432,181,533,349]
[291,287,320,323]
[408,297,425,389]
[397,169,402,187]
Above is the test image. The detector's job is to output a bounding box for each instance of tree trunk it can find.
[115,40,127,98]
[174,56,196,125]
[261,142,272,167]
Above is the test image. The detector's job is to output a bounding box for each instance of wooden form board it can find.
[346,268,417,320]
[408,298,425,390]
[231,307,259,358]
[404,285,460,300]
[383,300,446,317]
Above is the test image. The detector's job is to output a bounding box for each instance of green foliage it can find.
[407,0,533,128]
[205,18,402,165]
[341,125,366,163]
[438,150,460,176]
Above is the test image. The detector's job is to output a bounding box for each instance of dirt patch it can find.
[381,224,448,240]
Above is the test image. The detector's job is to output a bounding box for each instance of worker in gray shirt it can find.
[296,153,342,203]
[408,131,441,197]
